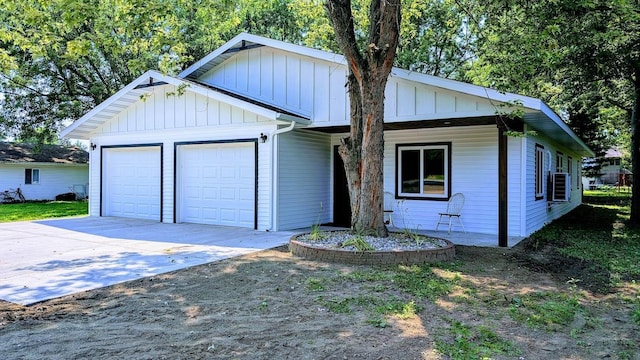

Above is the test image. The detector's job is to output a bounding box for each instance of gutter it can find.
[269,120,297,231]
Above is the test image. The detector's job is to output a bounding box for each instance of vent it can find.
[551,172,571,202]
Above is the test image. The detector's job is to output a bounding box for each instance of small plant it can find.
[341,235,375,252]
[393,264,460,301]
[308,223,326,241]
[435,320,521,359]
[508,291,583,331]
[305,277,326,292]
[308,202,326,240]
[632,304,640,325]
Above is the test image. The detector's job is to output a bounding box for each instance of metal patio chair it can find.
[383,191,396,227]
[435,193,466,234]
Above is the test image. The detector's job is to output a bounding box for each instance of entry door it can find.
[333,145,351,227]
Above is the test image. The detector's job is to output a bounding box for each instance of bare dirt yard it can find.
[1,235,638,360]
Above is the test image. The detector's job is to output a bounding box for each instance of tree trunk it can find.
[630,67,640,226]
[327,0,400,237]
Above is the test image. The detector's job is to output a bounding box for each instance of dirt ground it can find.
[0,240,638,359]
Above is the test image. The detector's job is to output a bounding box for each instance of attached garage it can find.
[102,145,162,221]
[176,141,257,228]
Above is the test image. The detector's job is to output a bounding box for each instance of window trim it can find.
[535,144,544,200]
[25,168,40,185]
[395,142,452,201]
[556,151,564,172]
[567,156,573,190]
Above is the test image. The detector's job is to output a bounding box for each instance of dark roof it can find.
[0,143,89,164]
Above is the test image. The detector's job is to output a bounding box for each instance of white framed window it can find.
[535,144,544,200]
[556,151,564,172]
[25,168,40,185]
[396,142,451,200]
[567,156,573,189]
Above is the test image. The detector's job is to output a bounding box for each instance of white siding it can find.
[331,125,503,235]
[197,47,501,127]
[95,84,270,136]
[276,130,331,230]
[524,131,582,235]
[0,164,88,201]
[507,136,524,237]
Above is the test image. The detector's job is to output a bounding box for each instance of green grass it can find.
[434,320,521,359]
[508,291,583,331]
[0,201,88,222]
[528,189,640,281]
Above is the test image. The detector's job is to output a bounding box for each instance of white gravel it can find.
[294,230,449,251]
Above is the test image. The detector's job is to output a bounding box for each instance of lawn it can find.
[0,201,88,222]
[0,191,637,359]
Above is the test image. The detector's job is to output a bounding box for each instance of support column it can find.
[498,126,508,247]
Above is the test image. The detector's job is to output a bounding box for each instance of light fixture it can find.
[260,133,268,143]
[90,143,97,150]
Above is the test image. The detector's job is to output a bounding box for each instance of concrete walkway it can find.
[0,217,294,305]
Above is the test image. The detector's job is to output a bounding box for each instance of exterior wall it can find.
[94,84,271,136]
[332,125,513,236]
[197,47,500,126]
[0,163,88,200]
[524,131,583,236]
[88,87,278,230]
[276,129,331,230]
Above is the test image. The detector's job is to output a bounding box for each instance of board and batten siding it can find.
[524,132,582,236]
[87,87,279,229]
[94,84,271,136]
[277,129,331,230]
[0,164,88,201]
[196,47,504,126]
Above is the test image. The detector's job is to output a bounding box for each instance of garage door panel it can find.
[104,147,161,221]
[179,142,255,228]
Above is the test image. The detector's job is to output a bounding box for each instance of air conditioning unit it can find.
[551,172,571,202]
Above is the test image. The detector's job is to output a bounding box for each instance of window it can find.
[396,143,451,200]
[556,152,564,172]
[535,144,544,200]
[25,168,40,185]
[567,157,573,190]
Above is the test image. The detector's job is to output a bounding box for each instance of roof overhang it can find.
[60,70,310,140]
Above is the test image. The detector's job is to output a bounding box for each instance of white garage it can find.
[177,141,256,228]
[102,146,162,221]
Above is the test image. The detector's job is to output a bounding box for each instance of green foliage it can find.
[305,277,326,292]
[341,235,375,252]
[393,264,460,300]
[0,201,88,222]
[508,291,583,331]
[530,191,640,282]
[435,320,521,359]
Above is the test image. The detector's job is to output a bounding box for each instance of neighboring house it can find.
[582,147,631,189]
[61,33,593,246]
[0,143,89,200]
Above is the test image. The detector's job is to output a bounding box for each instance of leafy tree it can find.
[325,0,401,236]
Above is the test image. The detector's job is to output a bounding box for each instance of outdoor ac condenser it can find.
[551,172,571,202]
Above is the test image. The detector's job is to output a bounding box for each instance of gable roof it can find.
[180,33,592,157]
[0,143,88,164]
[60,70,310,139]
[64,33,593,157]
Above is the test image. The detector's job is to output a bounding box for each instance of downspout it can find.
[269,120,297,231]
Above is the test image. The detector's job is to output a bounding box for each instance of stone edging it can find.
[289,234,455,265]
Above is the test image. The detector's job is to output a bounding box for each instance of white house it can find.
[0,143,89,200]
[60,33,593,246]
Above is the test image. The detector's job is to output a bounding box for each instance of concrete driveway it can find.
[0,217,295,305]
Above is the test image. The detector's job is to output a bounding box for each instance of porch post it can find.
[498,125,508,247]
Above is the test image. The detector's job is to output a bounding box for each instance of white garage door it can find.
[103,146,161,220]
[179,142,255,228]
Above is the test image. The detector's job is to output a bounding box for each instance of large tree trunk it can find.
[630,67,640,225]
[327,0,400,237]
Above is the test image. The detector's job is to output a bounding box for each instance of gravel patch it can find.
[295,230,449,251]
